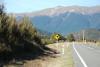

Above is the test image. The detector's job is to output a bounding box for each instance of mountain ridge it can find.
[15,6,100,17]
[15,6,100,35]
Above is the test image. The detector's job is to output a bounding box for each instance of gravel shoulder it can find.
[24,42,74,67]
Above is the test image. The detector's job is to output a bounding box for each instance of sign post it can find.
[54,34,64,55]
[62,43,64,55]
[54,34,60,49]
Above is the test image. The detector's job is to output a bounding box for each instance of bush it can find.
[0,4,49,61]
[66,34,75,42]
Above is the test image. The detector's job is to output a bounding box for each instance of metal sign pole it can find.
[55,34,60,50]
[56,40,58,49]
[62,43,64,55]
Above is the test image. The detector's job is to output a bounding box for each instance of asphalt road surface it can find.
[72,43,100,67]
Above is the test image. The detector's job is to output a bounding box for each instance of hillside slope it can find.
[16,6,100,35]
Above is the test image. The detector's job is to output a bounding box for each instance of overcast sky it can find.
[2,0,100,13]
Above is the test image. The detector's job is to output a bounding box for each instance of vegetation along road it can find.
[24,42,74,67]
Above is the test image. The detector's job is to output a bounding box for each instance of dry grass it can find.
[4,42,74,67]
[24,42,74,67]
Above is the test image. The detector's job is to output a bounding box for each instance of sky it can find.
[1,0,100,13]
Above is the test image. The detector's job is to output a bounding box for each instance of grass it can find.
[96,42,100,46]
[57,42,74,67]
[46,42,74,67]
[5,42,74,67]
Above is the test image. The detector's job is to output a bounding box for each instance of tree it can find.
[6,15,18,45]
[67,34,75,42]
[0,4,10,51]
[0,4,8,33]
[18,16,37,41]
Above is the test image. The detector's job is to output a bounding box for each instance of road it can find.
[72,43,100,67]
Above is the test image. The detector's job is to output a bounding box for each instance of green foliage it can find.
[0,4,9,47]
[67,34,75,42]
[0,5,8,33]
[0,5,59,64]
[0,4,47,57]
[18,16,37,40]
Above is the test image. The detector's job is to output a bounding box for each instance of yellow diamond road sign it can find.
[55,34,60,40]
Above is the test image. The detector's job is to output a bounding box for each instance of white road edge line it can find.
[73,42,88,67]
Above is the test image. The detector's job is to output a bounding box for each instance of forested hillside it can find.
[16,6,100,35]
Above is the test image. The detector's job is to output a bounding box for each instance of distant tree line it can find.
[66,34,75,42]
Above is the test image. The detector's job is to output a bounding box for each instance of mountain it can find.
[16,6,100,35]
[16,6,100,16]
[37,29,52,37]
